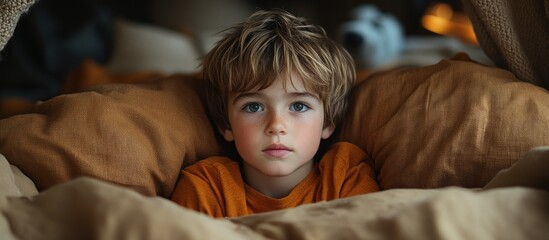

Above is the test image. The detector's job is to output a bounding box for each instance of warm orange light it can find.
[432,3,453,19]
[421,3,478,45]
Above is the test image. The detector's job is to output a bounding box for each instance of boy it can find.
[171,9,379,218]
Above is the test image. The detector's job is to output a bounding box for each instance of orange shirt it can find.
[170,142,379,218]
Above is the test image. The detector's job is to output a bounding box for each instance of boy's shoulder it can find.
[326,141,365,156]
[320,141,368,167]
[184,156,240,174]
[328,141,363,151]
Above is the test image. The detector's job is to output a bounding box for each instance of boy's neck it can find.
[242,160,315,199]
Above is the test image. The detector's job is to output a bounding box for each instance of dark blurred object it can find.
[0,0,150,102]
[250,0,464,38]
[0,98,35,119]
[0,0,114,101]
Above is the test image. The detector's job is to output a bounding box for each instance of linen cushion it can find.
[338,54,549,189]
[0,75,220,197]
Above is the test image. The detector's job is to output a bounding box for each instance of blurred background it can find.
[0,0,490,105]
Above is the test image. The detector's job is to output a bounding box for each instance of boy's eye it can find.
[290,102,309,112]
[243,103,264,113]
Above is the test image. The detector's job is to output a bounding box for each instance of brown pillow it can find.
[338,54,549,189]
[0,75,220,197]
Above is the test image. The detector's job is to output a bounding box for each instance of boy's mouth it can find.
[263,144,292,157]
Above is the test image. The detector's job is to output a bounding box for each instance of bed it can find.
[1,0,549,239]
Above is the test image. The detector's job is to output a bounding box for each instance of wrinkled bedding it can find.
[1,56,548,240]
[1,147,548,240]
[2,0,549,239]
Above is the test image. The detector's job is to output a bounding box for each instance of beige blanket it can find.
[1,147,548,240]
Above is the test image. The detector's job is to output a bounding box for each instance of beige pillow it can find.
[106,19,202,74]
[338,54,549,189]
[0,75,220,197]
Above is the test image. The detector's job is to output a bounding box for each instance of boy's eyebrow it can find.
[232,92,320,104]
[232,92,261,104]
[288,92,321,102]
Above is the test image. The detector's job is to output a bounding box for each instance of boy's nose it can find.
[265,112,287,135]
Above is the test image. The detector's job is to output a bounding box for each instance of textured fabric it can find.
[462,0,549,89]
[0,74,220,197]
[171,142,379,218]
[0,0,35,51]
[337,54,549,189]
[1,176,548,240]
[0,147,548,240]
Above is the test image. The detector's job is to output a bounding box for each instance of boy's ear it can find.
[218,126,235,142]
[321,124,335,139]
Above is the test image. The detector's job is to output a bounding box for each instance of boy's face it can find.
[222,72,334,177]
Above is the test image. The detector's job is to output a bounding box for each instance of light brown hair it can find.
[203,9,355,130]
